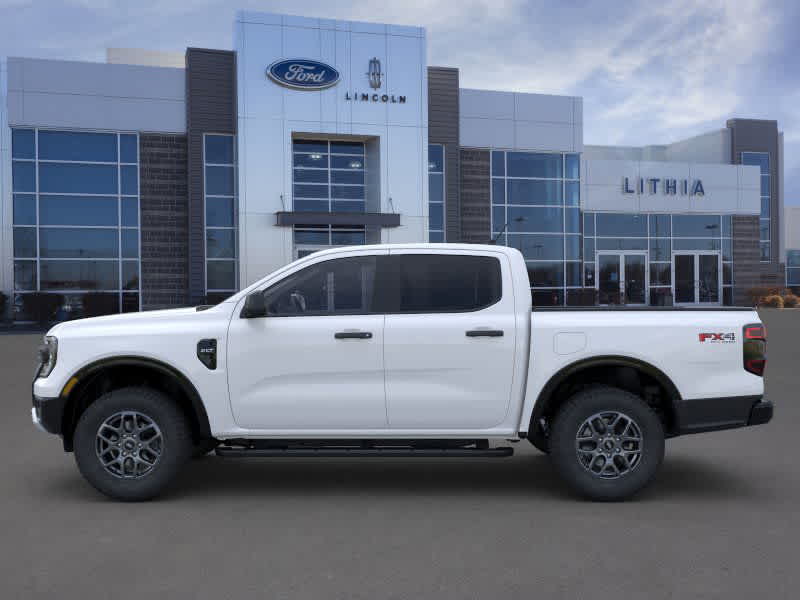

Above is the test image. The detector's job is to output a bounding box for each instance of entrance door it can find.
[672,252,721,305]
[596,252,648,306]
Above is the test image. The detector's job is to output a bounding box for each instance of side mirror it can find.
[241,292,267,319]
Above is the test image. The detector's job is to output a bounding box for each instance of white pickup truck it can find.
[32,244,772,501]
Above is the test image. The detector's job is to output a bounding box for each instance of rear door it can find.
[381,250,517,429]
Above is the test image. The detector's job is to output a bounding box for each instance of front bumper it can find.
[32,394,66,435]
[677,395,773,435]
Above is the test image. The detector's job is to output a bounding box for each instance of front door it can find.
[596,252,648,306]
[226,251,387,430]
[672,252,721,305]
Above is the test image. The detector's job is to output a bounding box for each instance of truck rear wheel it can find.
[73,386,193,501]
[549,385,664,501]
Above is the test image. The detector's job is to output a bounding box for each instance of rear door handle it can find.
[334,331,373,339]
[466,330,504,337]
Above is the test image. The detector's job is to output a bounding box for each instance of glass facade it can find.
[204,134,238,300]
[291,139,367,256]
[787,250,800,288]
[491,150,580,305]
[584,213,733,306]
[11,128,140,320]
[428,144,445,242]
[742,152,771,261]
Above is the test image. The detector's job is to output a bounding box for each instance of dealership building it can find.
[0,11,790,319]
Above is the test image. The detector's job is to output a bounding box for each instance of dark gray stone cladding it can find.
[427,67,461,242]
[731,215,785,304]
[139,133,189,310]
[459,149,491,244]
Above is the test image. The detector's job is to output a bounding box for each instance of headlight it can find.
[37,336,58,378]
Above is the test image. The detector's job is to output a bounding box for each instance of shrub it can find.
[760,294,784,309]
[747,287,791,307]
[782,294,799,308]
[22,293,64,325]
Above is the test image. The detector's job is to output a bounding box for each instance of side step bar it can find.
[216,446,514,458]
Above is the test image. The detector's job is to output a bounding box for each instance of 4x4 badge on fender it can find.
[698,332,736,343]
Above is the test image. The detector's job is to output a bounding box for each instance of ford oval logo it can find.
[267,59,340,90]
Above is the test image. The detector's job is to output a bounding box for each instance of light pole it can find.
[490,216,527,244]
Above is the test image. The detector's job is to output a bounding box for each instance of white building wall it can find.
[235,11,429,285]
[582,158,761,215]
[585,129,731,165]
[106,48,186,69]
[784,206,800,251]
[459,89,582,152]
[7,58,185,132]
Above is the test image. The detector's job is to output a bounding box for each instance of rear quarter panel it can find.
[519,310,764,433]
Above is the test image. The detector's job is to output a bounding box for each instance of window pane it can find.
[491,151,505,177]
[429,203,444,231]
[330,155,363,169]
[121,197,139,226]
[294,229,329,245]
[122,261,139,290]
[583,213,594,236]
[205,166,235,195]
[207,229,236,258]
[583,238,594,262]
[14,261,37,291]
[429,231,444,243]
[507,179,562,205]
[390,255,501,313]
[507,206,563,233]
[722,238,732,261]
[294,184,329,199]
[565,208,580,233]
[673,214,720,237]
[565,181,579,206]
[121,229,139,258]
[120,134,138,163]
[723,263,732,285]
[206,197,234,227]
[39,163,118,194]
[428,173,444,203]
[650,263,671,286]
[38,130,117,162]
[207,260,236,290]
[293,168,328,183]
[492,179,505,205]
[40,260,119,290]
[507,152,562,178]
[788,251,800,268]
[649,238,671,261]
[205,135,234,164]
[294,153,329,168]
[40,228,118,258]
[122,292,140,313]
[121,165,138,195]
[760,242,770,261]
[760,175,770,196]
[596,238,647,250]
[294,199,329,212]
[331,230,366,245]
[332,200,365,213]
[584,262,595,287]
[330,141,364,155]
[566,262,581,286]
[507,234,564,260]
[428,144,444,172]
[760,219,770,240]
[721,215,732,237]
[649,214,671,237]
[12,161,35,192]
[293,140,328,154]
[13,227,36,258]
[331,185,364,200]
[527,262,563,287]
[673,238,721,251]
[565,235,581,260]
[565,154,580,179]
[331,170,364,185]
[761,197,770,218]
[595,213,647,237]
[531,289,563,307]
[13,194,36,225]
[492,207,505,234]
[264,256,375,315]
[741,152,769,174]
[40,195,119,226]
[787,268,800,285]
[12,129,35,159]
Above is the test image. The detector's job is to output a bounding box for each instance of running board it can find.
[215,446,513,458]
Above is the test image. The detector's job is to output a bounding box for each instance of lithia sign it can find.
[267,57,406,103]
[623,176,705,196]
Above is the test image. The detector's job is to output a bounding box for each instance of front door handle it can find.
[466,330,504,337]
[334,331,373,339]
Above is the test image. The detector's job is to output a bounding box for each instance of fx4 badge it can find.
[698,332,736,343]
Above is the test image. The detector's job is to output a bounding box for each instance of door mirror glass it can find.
[241,291,267,319]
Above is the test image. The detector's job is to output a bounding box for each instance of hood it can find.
[47,306,207,337]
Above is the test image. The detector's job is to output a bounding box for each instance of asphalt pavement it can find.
[1,309,797,599]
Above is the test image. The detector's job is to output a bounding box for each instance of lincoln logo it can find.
[367,57,382,89]
[266,59,341,90]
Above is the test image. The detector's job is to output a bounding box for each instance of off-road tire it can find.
[549,385,665,501]
[73,386,192,501]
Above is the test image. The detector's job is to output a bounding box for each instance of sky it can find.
[1,0,798,203]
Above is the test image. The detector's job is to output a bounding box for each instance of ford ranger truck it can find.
[31,244,772,501]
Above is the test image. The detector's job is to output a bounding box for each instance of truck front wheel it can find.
[549,385,665,501]
[73,386,193,501]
